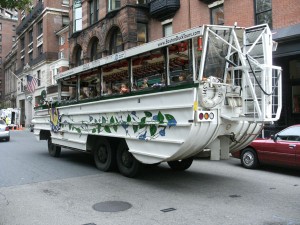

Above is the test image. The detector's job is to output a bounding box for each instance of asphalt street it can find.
[0,131,300,225]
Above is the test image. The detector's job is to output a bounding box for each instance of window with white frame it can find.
[59,51,65,59]
[163,22,173,37]
[62,16,69,26]
[62,0,69,5]
[37,70,41,86]
[59,36,65,45]
[73,0,82,32]
[108,0,121,12]
[210,4,224,25]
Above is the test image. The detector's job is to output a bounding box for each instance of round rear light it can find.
[204,113,209,120]
[199,113,204,120]
[210,113,214,119]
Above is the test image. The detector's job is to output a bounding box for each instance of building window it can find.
[59,36,65,45]
[0,45,2,53]
[20,78,24,92]
[29,29,33,43]
[37,70,41,86]
[75,46,83,66]
[137,0,148,4]
[137,23,147,45]
[73,0,82,32]
[37,20,43,36]
[21,10,25,20]
[12,36,16,42]
[62,16,69,26]
[62,0,69,5]
[90,39,99,61]
[21,37,25,49]
[0,23,2,31]
[163,23,173,37]
[12,25,16,31]
[255,0,272,28]
[211,4,224,25]
[0,57,2,65]
[0,34,2,42]
[38,45,43,56]
[59,51,65,59]
[109,28,123,54]
[90,0,99,25]
[108,0,121,11]
[29,52,33,62]
[21,58,25,67]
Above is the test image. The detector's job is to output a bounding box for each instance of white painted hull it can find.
[33,86,262,164]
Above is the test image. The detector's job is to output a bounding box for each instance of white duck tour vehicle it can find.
[32,24,282,177]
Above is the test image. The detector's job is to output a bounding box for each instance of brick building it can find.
[48,25,70,101]
[65,0,299,134]
[15,0,69,126]
[0,9,18,108]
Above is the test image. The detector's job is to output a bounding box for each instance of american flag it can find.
[26,75,37,93]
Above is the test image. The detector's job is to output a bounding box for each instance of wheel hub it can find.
[243,153,254,166]
[121,150,133,168]
[97,146,108,163]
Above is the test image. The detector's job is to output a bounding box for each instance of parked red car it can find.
[232,125,300,169]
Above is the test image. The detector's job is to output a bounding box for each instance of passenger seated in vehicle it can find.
[68,86,76,100]
[120,83,129,94]
[80,87,89,99]
[140,78,149,89]
[178,73,186,82]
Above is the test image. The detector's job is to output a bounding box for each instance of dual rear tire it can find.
[94,138,116,172]
[93,138,141,178]
[48,136,193,177]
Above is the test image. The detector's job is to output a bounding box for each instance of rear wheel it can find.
[6,137,10,142]
[241,148,258,169]
[116,140,141,178]
[94,137,116,172]
[48,138,61,157]
[167,157,193,171]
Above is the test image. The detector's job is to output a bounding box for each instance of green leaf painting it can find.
[157,111,164,123]
[62,110,177,140]
[144,111,152,117]
[104,126,111,133]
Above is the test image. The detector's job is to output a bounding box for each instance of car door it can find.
[272,126,300,167]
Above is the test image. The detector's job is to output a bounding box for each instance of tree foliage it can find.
[0,0,32,10]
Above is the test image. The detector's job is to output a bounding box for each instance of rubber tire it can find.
[6,137,10,142]
[241,148,258,169]
[116,140,141,178]
[93,137,116,172]
[48,138,61,157]
[167,157,193,171]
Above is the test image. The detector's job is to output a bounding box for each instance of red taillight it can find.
[5,127,9,131]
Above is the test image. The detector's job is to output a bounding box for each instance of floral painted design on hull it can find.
[60,110,177,140]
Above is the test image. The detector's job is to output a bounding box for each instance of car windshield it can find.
[0,120,5,125]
